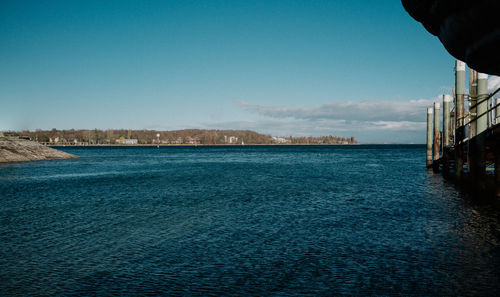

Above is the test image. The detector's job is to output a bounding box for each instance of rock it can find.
[0,137,78,163]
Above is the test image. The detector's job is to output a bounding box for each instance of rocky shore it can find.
[0,137,78,163]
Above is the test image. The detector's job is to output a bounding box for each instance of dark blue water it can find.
[1,145,500,296]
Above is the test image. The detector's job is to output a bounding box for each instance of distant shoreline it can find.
[49,143,360,147]
[12,129,358,146]
[49,143,424,147]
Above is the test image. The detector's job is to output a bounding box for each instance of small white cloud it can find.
[204,118,428,143]
[230,98,446,143]
[238,98,438,122]
[489,76,500,94]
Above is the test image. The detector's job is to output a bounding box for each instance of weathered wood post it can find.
[433,102,441,161]
[452,86,456,141]
[496,98,500,124]
[495,147,500,197]
[495,99,500,196]
[443,94,451,147]
[469,71,488,188]
[442,94,452,175]
[426,107,433,167]
[469,69,478,137]
[455,60,466,179]
[477,72,488,134]
[477,72,488,184]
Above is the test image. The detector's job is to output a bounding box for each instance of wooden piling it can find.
[496,98,500,125]
[442,95,452,175]
[475,72,488,186]
[443,94,452,147]
[469,69,478,138]
[477,72,488,134]
[455,60,466,179]
[433,102,441,161]
[495,147,500,197]
[426,107,433,167]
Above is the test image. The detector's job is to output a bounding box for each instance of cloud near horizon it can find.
[489,75,500,94]
[211,98,439,143]
[237,99,435,123]
[148,78,500,143]
[235,76,500,131]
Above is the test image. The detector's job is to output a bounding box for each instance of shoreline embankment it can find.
[0,137,78,163]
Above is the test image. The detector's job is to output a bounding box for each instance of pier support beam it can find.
[469,72,488,190]
[433,102,441,172]
[496,147,500,197]
[443,94,452,147]
[426,107,433,167]
[455,60,466,179]
[496,98,500,125]
[442,95,452,175]
[477,72,488,135]
[433,102,441,159]
[474,72,488,189]
[469,69,478,137]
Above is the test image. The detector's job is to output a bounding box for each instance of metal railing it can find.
[467,87,500,129]
[453,87,500,144]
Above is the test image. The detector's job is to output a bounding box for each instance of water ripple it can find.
[1,145,500,296]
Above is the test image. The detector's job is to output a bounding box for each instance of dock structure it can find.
[442,94,451,147]
[433,102,441,162]
[428,60,500,197]
[426,107,433,167]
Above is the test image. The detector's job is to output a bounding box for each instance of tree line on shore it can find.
[11,129,358,145]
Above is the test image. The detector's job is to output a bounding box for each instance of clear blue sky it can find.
[0,0,456,143]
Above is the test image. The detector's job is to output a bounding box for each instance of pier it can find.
[427,60,500,197]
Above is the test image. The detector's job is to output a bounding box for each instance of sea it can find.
[1,145,500,296]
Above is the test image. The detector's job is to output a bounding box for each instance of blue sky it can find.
[0,0,458,143]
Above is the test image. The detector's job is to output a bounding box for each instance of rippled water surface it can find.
[1,145,500,296]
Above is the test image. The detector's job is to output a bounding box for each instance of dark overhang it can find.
[402,0,500,75]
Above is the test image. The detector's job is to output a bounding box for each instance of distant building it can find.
[272,137,290,144]
[185,136,198,144]
[49,137,60,144]
[116,137,138,145]
[224,135,238,144]
[123,139,138,145]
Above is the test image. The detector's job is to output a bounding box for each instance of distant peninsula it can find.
[0,134,77,163]
[11,129,358,145]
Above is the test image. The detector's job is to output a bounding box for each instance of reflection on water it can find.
[0,145,499,296]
